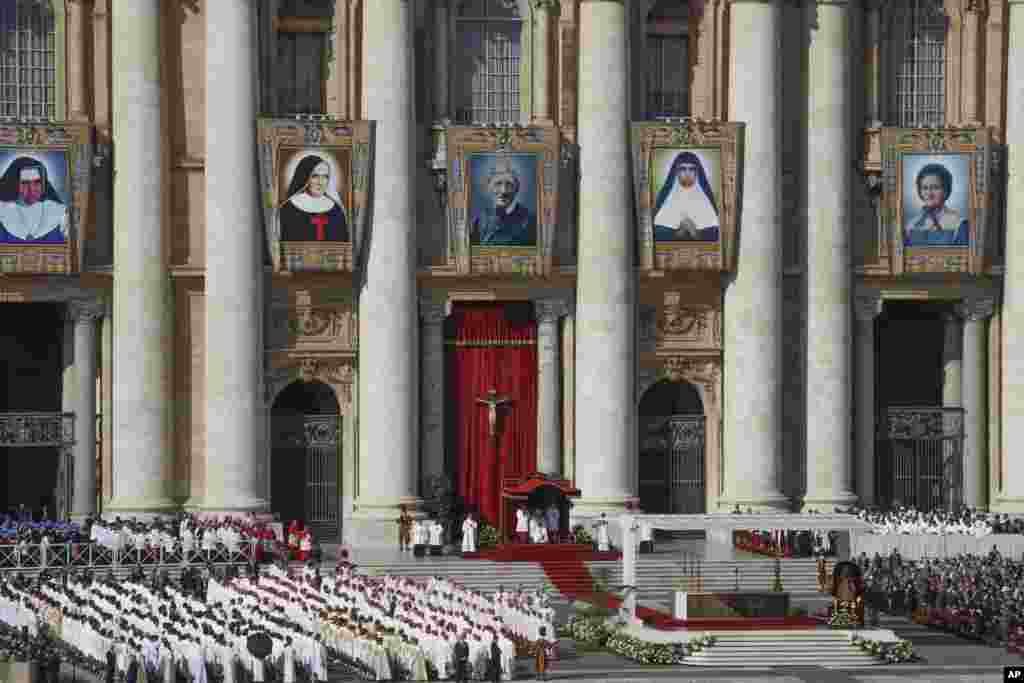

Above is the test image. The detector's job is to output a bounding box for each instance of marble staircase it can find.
[682,630,883,667]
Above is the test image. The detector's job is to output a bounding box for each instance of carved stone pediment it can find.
[656,293,721,351]
[268,305,357,352]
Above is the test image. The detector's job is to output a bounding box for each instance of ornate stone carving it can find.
[957,297,996,321]
[269,306,357,351]
[853,295,883,322]
[965,0,988,14]
[656,294,721,350]
[534,298,569,324]
[419,299,448,325]
[661,357,721,408]
[65,300,105,325]
[266,357,355,408]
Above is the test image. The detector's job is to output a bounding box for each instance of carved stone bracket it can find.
[660,356,722,411]
[956,296,996,322]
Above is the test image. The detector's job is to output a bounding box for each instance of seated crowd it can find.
[857,546,1024,652]
[0,514,288,568]
[851,506,1024,536]
[0,558,556,681]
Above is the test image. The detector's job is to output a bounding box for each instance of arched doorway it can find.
[638,379,706,514]
[271,380,341,542]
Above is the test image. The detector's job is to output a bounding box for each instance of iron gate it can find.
[877,407,964,513]
[0,413,75,520]
[639,415,705,514]
[273,414,341,542]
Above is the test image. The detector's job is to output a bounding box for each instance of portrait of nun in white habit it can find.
[652,151,720,242]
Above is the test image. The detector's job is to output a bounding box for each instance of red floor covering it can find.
[460,543,621,562]
[535,555,825,631]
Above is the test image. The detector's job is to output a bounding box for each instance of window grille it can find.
[0,2,56,121]
[645,2,689,119]
[453,0,522,125]
[890,0,946,128]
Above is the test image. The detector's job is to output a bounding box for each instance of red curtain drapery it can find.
[447,303,538,526]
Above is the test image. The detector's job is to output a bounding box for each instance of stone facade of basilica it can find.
[0,0,1022,547]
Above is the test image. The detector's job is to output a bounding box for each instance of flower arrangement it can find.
[477,522,498,549]
[849,635,919,663]
[604,633,716,665]
[572,525,593,546]
[828,606,854,629]
[566,615,614,646]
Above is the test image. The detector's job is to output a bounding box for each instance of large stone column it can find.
[106,0,175,515]
[199,0,266,514]
[561,312,576,480]
[433,0,449,120]
[1001,0,1024,512]
[356,0,421,542]
[722,0,788,511]
[803,0,858,512]
[854,295,881,506]
[419,299,447,493]
[68,302,103,521]
[531,0,557,124]
[535,299,565,477]
[960,298,994,509]
[942,311,964,510]
[575,0,634,513]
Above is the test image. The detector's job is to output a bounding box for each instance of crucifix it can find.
[476,388,512,438]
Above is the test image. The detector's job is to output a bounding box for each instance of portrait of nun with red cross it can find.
[278,153,349,242]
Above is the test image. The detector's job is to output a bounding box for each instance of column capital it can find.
[419,298,448,325]
[957,297,997,322]
[534,298,570,323]
[965,0,988,14]
[853,295,883,322]
[531,0,562,13]
[65,300,106,325]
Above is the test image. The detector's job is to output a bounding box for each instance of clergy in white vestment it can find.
[461,514,478,554]
[428,521,443,548]
[594,514,610,552]
[514,507,529,544]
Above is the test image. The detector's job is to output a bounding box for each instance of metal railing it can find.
[0,540,261,572]
[877,406,965,513]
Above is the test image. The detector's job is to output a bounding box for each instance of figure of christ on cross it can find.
[476,388,512,438]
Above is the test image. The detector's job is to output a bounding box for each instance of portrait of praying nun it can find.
[650,148,721,242]
[901,153,971,247]
[278,150,350,242]
[469,152,539,247]
[0,152,69,244]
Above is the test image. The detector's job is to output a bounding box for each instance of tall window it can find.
[0,2,56,120]
[645,1,689,119]
[453,0,523,125]
[260,0,332,116]
[890,0,946,128]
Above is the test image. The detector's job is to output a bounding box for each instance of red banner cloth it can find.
[447,303,538,526]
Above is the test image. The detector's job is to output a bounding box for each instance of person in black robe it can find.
[453,634,470,683]
[487,638,502,683]
[279,155,349,242]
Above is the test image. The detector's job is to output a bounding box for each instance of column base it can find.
[185,495,269,516]
[801,491,859,513]
[104,497,179,518]
[347,497,425,549]
[992,496,1024,514]
[718,494,791,513]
